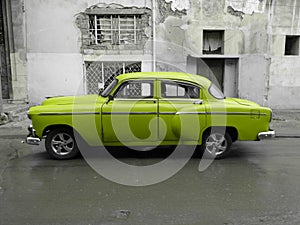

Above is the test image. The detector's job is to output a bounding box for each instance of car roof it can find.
[116,72,212,88]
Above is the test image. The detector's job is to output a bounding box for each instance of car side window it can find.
[161,81,200,99]
[115,80,154,99]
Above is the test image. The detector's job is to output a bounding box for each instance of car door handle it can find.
[145,100,156,103]
[193,100,203,105]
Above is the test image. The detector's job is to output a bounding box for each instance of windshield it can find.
[209,83,225,99]
[100,79,118,97]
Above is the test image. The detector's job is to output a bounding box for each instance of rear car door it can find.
[158,79,207,142]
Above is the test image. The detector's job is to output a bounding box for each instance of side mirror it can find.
[106,95,114,104]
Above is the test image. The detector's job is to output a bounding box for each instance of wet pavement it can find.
[0,120,300,225]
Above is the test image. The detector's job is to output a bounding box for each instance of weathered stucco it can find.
[165,0,190,11]
[155,0,300,108]
[13,0,299,108]
[225,0,266,16]
[26,0,152,103]
[9,0,28,101]
[76,3,152,53]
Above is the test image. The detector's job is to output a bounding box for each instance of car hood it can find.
[225,98,261,107]
[42,95,105,106]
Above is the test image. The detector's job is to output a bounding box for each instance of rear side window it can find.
[161,81,200,99]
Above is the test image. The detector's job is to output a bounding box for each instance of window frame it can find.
[88,14,142,46]
[202,30,225,55]
[160,80,201,99]
[113,79,155,100]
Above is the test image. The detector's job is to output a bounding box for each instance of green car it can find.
[26,72,275,159]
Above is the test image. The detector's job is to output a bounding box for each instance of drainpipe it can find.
[152,0,156,72]
[2,0,13,99]
[0,60,5,121]
[0,75,3,114]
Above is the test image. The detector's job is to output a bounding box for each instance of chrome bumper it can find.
[258,129,276,140]
[24,125,41,145]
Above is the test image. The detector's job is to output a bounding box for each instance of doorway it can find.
[187,56,239,98]
[0,0,11,99]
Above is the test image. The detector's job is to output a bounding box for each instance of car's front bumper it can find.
[258,129,276,140]
[24,125,41,145]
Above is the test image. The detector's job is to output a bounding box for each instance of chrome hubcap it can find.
[51,133,74,156]
[205,133,227,156]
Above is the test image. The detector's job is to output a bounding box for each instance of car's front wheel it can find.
[201,130,232,159]
[45,128,79,160]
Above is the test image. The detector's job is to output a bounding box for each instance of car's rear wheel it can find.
[45,128,79,160]
[201,130,232,159]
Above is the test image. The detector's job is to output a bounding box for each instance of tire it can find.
[201,130,232,159]
[45,127,79,160]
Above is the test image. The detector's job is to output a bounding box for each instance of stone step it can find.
[12,110,29,122]
[1,104,30,125]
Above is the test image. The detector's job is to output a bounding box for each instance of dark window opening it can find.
[203,30,224,55]
[285,35,300,55]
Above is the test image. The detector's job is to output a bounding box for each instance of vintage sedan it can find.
[26,72,275,159]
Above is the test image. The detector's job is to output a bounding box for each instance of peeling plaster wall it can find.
[268,57,300,108]
[266,0,300,109]
[26,0,151,104]
[10,0,28,101]
[225,0,266,16]
[155,0,268,103]
[165,0,190,11]
[24,0,300,108]
[156,0,300,108]
[239,55,267,106]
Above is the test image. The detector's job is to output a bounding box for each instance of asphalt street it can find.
[0,120,300,225]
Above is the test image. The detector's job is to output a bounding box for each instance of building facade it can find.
[2,0,300,109]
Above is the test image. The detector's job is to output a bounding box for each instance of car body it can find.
[26,72,275,159]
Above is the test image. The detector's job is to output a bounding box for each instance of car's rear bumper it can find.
[24,125,41,145]
[258,129,276,140]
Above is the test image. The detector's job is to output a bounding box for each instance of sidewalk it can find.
[271,110,300,137]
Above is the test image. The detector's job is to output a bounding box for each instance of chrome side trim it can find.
[159,112,177,115]
[176,112,206,115]
[38,111,267,116]
[39,112,100,116]
[175,112,268,116]
[102,112,157,115]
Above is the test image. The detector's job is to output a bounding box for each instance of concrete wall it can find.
[26,0,151,104]
[154,0,300,109]
[24,0,300,108]
[267,0,300,109]
[9,0,27,101]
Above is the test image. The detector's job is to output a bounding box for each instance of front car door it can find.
[102,79,158,144]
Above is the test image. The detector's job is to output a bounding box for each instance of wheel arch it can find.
[43,124,75,137]
[202,126,238,142]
